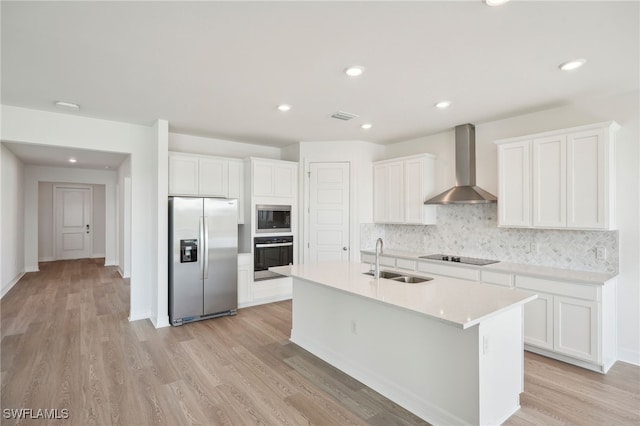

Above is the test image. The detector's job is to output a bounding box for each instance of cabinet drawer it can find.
[396,258,417,271]
[361,253,375,264]
[380,256,396,267]
[480,271,513,287]
[515,275,600,301]
[360,253,395,267]
[417,262,479,281]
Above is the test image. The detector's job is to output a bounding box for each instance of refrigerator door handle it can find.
[199,216,205,279]
[203,216,210,279]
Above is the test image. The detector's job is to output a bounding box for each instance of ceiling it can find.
[2,142,129,170]
[2,1,638,151]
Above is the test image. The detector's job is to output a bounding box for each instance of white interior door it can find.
[308,162,350,263]
[55,185,92,260]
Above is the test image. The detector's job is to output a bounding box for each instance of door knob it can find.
[343,246,348,251]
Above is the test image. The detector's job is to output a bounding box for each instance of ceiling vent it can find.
[331,111,359,121]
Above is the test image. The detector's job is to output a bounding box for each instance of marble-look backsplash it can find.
[361,204,618,274]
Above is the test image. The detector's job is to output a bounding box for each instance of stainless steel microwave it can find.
[255,204,291,233]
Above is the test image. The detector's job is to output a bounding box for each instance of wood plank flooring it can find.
[2,259,639,425]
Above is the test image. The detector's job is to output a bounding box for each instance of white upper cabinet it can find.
[251,159,297,198]
[497,141,531,227]
[495,121,619,230]
[198,157,228,197]
[533,134,567,228]
[373,154,436,225]
[169,152,245,223]
[566,128,610,229]
[169,155,199,195]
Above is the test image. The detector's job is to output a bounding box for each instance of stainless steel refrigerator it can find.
[169,197,238,326]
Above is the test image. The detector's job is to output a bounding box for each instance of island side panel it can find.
[478,305,524,425]
[290,278,481,425]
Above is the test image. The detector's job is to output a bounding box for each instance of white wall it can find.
[153,120,169,328]
[38,182,54,261]
[92,184,106,257]
[37,182,107,260]
[1,105,160,324]
[0,144,25,298]
[117,156,132,278]
[382,89,640,365]
[169,132,281,159]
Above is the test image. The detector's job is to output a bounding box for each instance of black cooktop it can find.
[419,254,499,266]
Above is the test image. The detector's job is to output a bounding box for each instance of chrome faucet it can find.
[374,238,384,279]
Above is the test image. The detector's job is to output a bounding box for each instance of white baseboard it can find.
[617,347,640,366]
[1,271,25,299]
[238,294,291,309]
[151,315,171,328]
[38,256,54,262]
[104,258,117,266]
[91,253,106,259]
[25,265,39,273]
[117,266,130,279]
[128,310,151,322]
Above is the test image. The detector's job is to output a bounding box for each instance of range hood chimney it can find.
[424,123,497,204]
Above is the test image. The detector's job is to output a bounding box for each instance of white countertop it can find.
[361,248,617,284]
[270,261,536,330]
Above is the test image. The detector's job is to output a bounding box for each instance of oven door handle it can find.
[255,242,293,248]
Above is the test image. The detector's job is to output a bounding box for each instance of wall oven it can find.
[256,204,291,234]
[254,235,293,281]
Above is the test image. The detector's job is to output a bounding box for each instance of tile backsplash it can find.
[361,204,618,274]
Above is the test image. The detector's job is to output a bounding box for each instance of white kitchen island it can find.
[270,261,537,426]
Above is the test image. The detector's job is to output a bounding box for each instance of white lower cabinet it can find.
[522,293,554,350]
[238,253,252,305]
[516,275,615,373]
[554,296,599,363]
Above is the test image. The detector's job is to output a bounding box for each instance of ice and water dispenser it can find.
[180,239,198,263]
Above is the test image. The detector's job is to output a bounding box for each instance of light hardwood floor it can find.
[1,259,639,425]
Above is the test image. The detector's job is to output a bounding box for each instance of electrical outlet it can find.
[530,242,539,254]
[596,247,607,260]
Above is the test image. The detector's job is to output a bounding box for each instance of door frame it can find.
[53,183,93,260]
[303,161,352,264]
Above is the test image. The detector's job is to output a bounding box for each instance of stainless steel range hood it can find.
[424,123,497,204]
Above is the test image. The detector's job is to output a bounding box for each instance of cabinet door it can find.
[228,161,244,224]
[404,158,424,224]
[386,161,404,222]
[169,156,199,195]
[273,164,296,197]
[533,135,566,228]
[566,129,605,229]
[498,141,531,227]
[523,293,554,350]
[554,296,599,363]
[199,158,228,197]
[373,164,388,222]
[253,163,274,196]
[237,255,252,305]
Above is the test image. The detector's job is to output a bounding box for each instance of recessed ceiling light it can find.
[361,123,373,130]
[435,101,451,109]
[68,158,77,163]
[344,66,365,77]
[55,101,80,110]
[559,59,587,71]
[483,0,511,6]
[277,104,292,112]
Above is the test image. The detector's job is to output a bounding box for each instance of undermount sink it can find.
[364,270,432,283]
[363,270,403,279]
[391,275,432,283]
